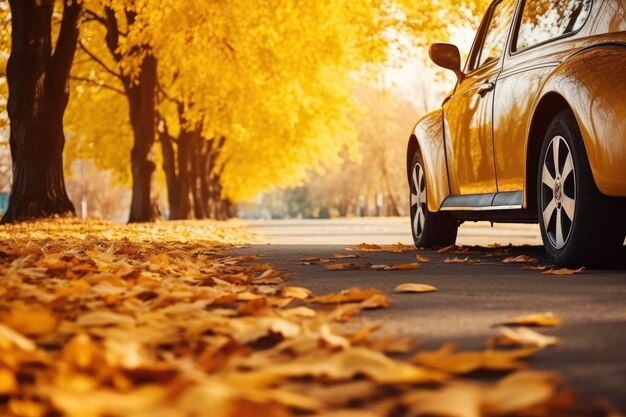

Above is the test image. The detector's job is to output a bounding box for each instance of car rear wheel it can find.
[537,110,625,267]
[410,151,458,248]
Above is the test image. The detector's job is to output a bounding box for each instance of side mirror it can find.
[429,43,464,82]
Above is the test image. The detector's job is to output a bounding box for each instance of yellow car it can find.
[408,0,626,266]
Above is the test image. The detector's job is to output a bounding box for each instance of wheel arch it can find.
[406,109,451,212]
[524,93,572,215]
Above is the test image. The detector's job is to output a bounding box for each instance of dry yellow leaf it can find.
[437,244,471,254]
[415,254,430,263]
[0,367,17,395]
[504,312,562,327]
[281,287,313,299]
[444,256,470,263]
[543,267,585,275]
[404,383,483,417]
[522,264,550,271]
[314,288,385,304]
[414,344,539,375]
[352,243,382,251]
[1,305,59,336]
[497,327,559,348]
[325,262,372,271]
[332,253,360,259]
[483,371,559,414]
[394,283,437,293]
[503,255,538,263]
[299,257,332,265]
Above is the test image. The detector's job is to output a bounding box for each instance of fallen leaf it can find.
[522,264,550,271]
[389,263,421,271]
[332,253,360,259]
[404,382,483,417]
[281,287,313,299]
[444,256,470,263]
[394,283,437,293]
[314,288,384,304]
[415,254,430,263]
[299,257,332,265]
[503,312,562,327]
[352,243,382,251]
[414,344,539,375]
[0,367,17,394]
[437,245,471,254]
[483,371,559,414]
[497,327,559,348]
[503,255,538,263]
[0,305,59,336]
[75,311,136,327]
[325,262,372,271]
[382,243,416,253]
[543,267,585,275]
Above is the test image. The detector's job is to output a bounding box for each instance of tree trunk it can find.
[126,54,158,223]
[159,123,179,219]
[2,0,80,223]
[190,134,208,219]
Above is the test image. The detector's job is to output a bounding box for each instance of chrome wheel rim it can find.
[411,162,427,240]
[541,135,576,250]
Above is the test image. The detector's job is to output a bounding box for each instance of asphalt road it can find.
[235,218,626,411]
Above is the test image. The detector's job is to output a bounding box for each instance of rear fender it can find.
[535,44,626,196]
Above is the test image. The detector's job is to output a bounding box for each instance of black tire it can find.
[537,109,626,267]
[410,151,458,248]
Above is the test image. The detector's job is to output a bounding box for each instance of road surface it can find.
[235,218,626,411]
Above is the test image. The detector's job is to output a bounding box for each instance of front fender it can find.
[407,109,450,212]
[538,44,626,197]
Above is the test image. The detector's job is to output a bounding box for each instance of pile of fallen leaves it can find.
[0,221,610,416]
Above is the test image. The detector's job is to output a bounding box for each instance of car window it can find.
[515,0,592,51]
[473,0,518,70]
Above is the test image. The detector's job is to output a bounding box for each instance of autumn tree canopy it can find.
[0,0,490,222]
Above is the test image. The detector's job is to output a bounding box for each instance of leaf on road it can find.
[394,283,437,293]
[332,253,360,259]
[543,267,586,275]
[483,371,559,415]
[314,288,385,304]
[371,263,421,271]
[349,243,414,253]
[382,243,416,253]
[503,312,562,327]
[299,257,333,265]
[281,286,313,299]
[414,343,539,375]
[326,262,372,271]
[437,245,471,254]
[496,327,559,348]
[352,243,382,251]
[502,255,538,263]
[444,256,471,263]
[522,264,550,271]
[415,254,430,263]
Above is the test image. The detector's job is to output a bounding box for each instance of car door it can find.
[443,0,518,198]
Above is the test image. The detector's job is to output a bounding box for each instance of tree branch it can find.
[49,0,82,92]
[70,75,125,95]
[78,41,122,80]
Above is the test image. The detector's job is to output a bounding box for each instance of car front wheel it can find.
[410,151,458,248]
[537,110,625,267]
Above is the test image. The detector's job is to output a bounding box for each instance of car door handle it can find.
[477,82,495,98]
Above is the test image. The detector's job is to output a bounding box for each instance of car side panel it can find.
[408,109,450,212]
[538,44,626,197]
